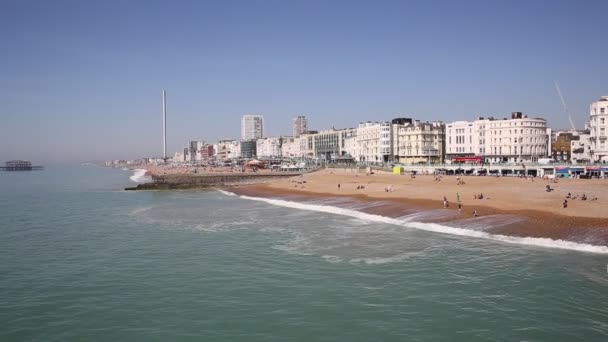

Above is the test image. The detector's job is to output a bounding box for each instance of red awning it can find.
[453,157,483,162]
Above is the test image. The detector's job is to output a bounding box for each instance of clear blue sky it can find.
[1,0,607,163]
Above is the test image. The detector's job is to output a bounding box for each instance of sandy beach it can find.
[231,168,608,243]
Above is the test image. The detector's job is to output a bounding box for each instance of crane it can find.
[554,81,577,131]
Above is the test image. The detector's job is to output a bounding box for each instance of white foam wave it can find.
[129,169,152,183]
[217,189,237,197]
[223,193,608,255]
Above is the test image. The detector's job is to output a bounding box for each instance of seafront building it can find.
[214,139,240,161]
[165,95,608,169]
[345,118,444,164]
[588,96,608,162]
[292,116,308,137]
[256,137,283,158]
[304,128,356,161]
[240,140,257,159]
[241,115,264,141]
[551,131,575,162]
[571,130,592,164]
[280,136,305,158]
[354,122,385,163]
[446,112,549,163]
[394,120,445,164]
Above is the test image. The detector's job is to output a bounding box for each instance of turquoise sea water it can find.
[1,166,608,341]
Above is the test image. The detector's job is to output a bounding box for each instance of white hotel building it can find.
[588,96,608,162]
[256,137,283,158]
[342,119,445,164]
[446,112,549,163]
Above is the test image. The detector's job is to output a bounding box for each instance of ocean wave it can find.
[217,189,237,197]
[218,190,608,255]
[129,169,152,183]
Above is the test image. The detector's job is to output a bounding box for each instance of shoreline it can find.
[227,169,608,245]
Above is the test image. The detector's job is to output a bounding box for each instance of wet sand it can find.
[230,169,608,244]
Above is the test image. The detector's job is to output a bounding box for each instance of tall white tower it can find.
[162,89,167,161]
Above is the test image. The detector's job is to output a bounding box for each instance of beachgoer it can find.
[458,203,462,211]
[457,193,460,202]
[581,194,587,201]
[566,192,571,199]
[473,209,478,217]
[338,183,341,189]
[562,199,568,208]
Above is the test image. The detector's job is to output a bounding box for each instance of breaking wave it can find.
[218,190,608,255]
[129,169,152,183]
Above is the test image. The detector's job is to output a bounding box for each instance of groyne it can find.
[125,172,305,190]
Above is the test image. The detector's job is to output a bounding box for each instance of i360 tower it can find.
[162,89,167,161]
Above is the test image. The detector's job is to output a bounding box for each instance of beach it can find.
[231,168,608,244]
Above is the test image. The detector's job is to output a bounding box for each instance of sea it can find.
[1,166,607,341]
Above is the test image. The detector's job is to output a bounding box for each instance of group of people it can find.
[291,179,307,188]
[473,193,485,200]
[563,192,598,208]
[456,176,466,185]
[442,195,477,217]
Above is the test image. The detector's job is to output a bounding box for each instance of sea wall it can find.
[127,172,304,190]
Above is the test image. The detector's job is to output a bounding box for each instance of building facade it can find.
[355,122,383,163]
[292,116,308,137]
[240,140,257,159]
[256,137,283,158]
[551,131,574,162]
[588,96,608,162]
[281,136,305,158]
[394,120,445,164]
[571,130,592,164]
[215,139,240,161]
[306,128,355,160]
[446,112,549,163]
[241,115,264,141]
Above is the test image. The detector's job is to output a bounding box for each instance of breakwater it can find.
[126,172,305,190]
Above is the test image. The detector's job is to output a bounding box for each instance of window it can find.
[601,108,605,114]
[602,118,605,124]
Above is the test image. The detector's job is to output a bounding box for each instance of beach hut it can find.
[393,166,404,175]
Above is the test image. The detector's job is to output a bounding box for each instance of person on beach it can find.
[458,203,462,212]
[473,209,478,217]
[457,193,460,202]
[338,183,340,189]
[562,199,568,208]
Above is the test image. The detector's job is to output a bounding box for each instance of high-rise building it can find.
[588,96,608,162]
[293,116,308,137]
[241,115,264,141]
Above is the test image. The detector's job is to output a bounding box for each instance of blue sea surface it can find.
[1,166,607,341]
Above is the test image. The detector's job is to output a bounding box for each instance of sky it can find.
[1,0,607,164]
